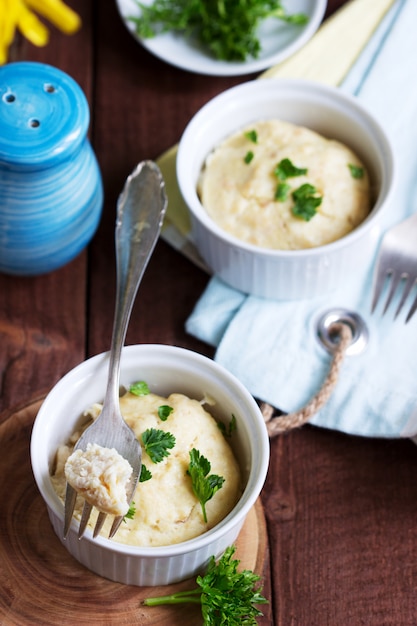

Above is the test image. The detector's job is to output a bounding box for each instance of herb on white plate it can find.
[130,0,308,62]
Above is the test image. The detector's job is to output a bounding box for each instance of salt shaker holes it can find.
[3,93,16,103]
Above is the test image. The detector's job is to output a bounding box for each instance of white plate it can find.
[116,0,327,76]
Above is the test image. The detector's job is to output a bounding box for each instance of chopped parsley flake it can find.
[218,414,237,438]
[158,404,173,421]
[274,158,307,181]
[348,163,364,179]
[275,182,291,202]
[244,150,254,164]
[139,464,152,482]
[123,501,136,521]
[291,183,322,221]
[244,129,258,143]
[129,381,150,396]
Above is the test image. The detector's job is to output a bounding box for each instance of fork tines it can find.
[64,483,127,540]
[371,266,417,323]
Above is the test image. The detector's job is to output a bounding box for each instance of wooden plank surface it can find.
[1,1,417,624]
[0,2,94,414]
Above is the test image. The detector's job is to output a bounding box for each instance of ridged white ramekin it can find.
[30,344,269,586]
[176,79,396,300]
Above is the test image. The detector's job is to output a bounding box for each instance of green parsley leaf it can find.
[142,428,176,463]
[217,414,237,438]
[274,157,307,181]
[143,544,268,624]
[123,501,136,522]
[244,129,258,143]
[139,464,152,482]
[244,150,254,164]
[187,448,225,523]
[291,183,322,221]
[158,404,173,421]
[348,163,364,179]
[275,182,291,202]
[129,380,150,396]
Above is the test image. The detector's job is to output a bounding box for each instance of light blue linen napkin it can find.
[186,0,417,439]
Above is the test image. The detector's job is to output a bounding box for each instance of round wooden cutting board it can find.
[0,398,268,626]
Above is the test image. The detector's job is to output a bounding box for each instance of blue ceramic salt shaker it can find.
[0,62,103,275]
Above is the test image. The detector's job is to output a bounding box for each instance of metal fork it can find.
[63,161,167,540]
[371,213,417,323]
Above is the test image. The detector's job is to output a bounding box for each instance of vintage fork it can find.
[63,161,167,540]
[371,213,417,323]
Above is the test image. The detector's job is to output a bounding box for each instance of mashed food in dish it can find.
[52,390,241,547]
[198,119,371,250]
[65,443,132,516]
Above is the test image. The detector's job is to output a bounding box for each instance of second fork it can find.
[371,213,417,323]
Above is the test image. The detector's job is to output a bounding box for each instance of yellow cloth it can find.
[0,0,81,64]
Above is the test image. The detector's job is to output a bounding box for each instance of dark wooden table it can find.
[1,1,417,624]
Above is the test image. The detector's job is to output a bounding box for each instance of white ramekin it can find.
[176,78,396,300]
[30,344,269,586]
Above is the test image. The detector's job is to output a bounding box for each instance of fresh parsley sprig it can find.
[131,0,308,62]
[143,545,268,625]
[187,448,225,523]
[142,428,176,463]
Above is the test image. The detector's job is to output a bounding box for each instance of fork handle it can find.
[104,161,167,413]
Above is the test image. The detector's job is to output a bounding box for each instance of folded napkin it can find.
[186,0,417,439]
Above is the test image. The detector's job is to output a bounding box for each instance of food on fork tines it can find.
[198,119,371,250]
[65,443,133,517]
[52,386,241,546]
